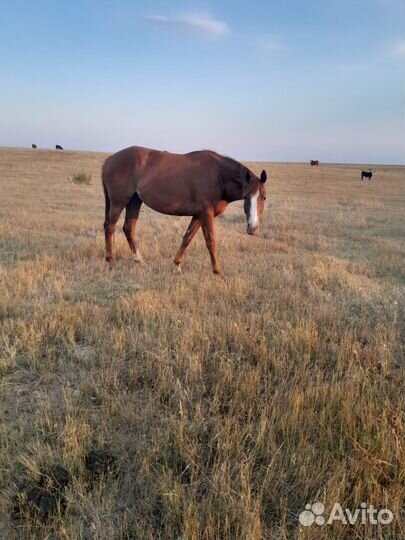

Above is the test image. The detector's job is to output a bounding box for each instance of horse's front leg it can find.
[174,216,201,270]
[199,209,222,275]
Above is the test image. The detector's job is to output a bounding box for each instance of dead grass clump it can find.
[69,170,92,185]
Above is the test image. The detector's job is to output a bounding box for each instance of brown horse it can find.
[102,146,267,274]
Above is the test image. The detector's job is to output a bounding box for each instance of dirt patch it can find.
[85,448,118,480]
[12,464,71,521]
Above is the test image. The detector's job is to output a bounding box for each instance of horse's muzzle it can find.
[247,225,258,236]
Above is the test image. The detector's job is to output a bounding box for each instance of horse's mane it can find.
[195,149,245,174]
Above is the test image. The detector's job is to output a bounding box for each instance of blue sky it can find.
[1,0,404,163]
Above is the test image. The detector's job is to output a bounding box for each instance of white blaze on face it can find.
[248,192,259,230]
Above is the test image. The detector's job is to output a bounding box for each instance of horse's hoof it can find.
[106,257,115,270]
[134,254,144,264]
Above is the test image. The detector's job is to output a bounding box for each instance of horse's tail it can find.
[102,160,110,221]
[103,183,110,221]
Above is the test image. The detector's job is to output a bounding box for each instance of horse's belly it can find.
[137,177,204,216]
[138,190,201,216]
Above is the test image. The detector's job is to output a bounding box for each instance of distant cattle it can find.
[310,160,319,166]
[55,144,63,150]
[361,170,373,181]
[31,144,37,149]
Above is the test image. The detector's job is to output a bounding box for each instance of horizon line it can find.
[0,145,404,167]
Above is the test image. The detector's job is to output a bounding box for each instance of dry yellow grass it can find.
[0,147,404,539]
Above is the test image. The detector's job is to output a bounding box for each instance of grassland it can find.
[0,147,404,539]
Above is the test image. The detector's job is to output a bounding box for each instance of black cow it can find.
[32,144,37,149]
[310,160,319,166]
[361,171,373,181]
[55,144,63,150]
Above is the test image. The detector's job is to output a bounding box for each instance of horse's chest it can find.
[213,201,228,216]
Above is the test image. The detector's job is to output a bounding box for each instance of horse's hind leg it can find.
[123,193,143,262]
[174,216,201,270]
[104,203,125,268]
[200,210,221,275]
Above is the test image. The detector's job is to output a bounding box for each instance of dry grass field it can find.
[0,147,404,540]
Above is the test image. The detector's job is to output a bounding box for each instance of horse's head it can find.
[243,169,267,235]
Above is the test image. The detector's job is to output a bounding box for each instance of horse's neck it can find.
[219,160,245,203]
[225,184,245,203]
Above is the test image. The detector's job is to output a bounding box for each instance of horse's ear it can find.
[245,170,251,183]
[260,170,267,183]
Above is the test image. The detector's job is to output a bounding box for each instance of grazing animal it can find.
[310,160,319,166]
[361,170,373,181]
[102,146,268,275]
[31,144,37,149]
[55,144,63,150]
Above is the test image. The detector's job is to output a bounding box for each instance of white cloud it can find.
[256,38,286,53]
[144,13,230,37]
[388,38,405,57]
